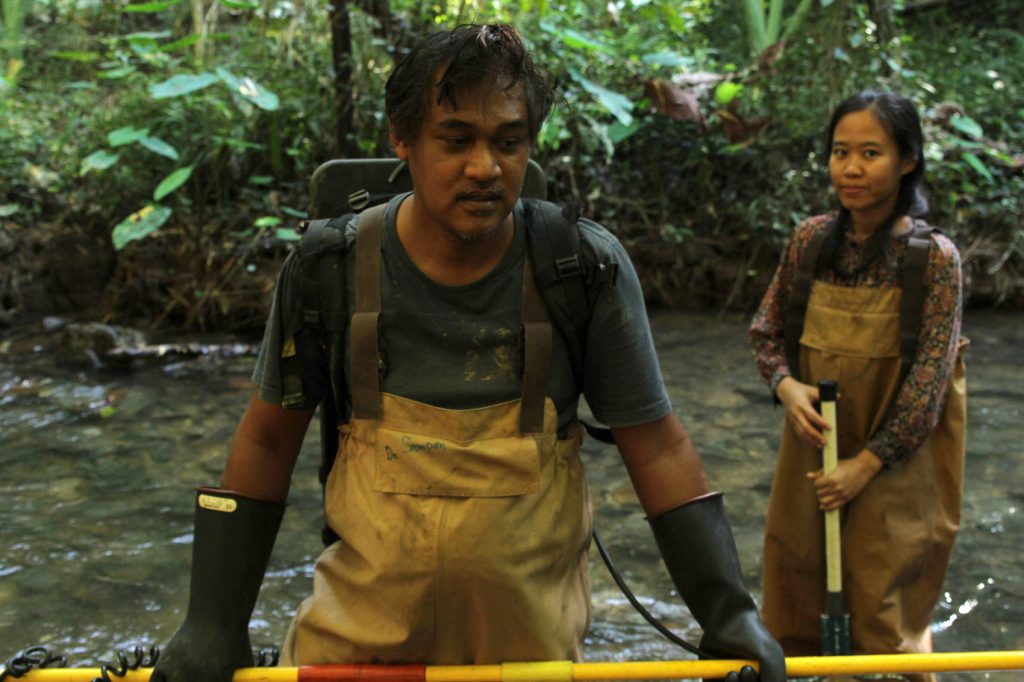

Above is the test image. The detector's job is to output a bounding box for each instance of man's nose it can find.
[464,143,501,182]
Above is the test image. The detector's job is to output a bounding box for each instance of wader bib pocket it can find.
[375,427,540,497]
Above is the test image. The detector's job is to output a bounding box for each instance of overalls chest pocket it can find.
[374,425,541,497]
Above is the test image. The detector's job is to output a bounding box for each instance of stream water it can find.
[1,310,1020,680]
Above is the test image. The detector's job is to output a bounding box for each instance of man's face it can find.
[391,79,531,244]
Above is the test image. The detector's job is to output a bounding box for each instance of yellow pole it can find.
[11,652,1024,682]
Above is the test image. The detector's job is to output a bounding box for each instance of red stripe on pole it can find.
[298,664,427,682]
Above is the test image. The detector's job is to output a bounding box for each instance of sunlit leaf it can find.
[108,126,149,147]
[126,31,172,42]
[98,66,136,79]
[255,216,281,227]
[112,205,172,250]
[248,175,273,185]
[641,51,690,68]
[150,72,218,99]
[558,28,608,53]
[218,0,259,8]
[80,150,120,176]
[139,136,179,160]
[281,206,307,218]
[568,68,633,127]
[161,32,229,53]
[50,51,101,62]
[276,227,300,242]
[124,0,181,12]
[153,166,194,201]
[950,114,983,139]
[714,82,744,106]
[962,152,993,182]
[216,67,279,111]
[0,204,19,217]
[608,121,638,144]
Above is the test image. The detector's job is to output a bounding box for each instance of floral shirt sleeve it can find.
[747,215,963,468]
[748,215,831,394]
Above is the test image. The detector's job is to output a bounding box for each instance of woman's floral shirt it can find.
[748,213,963,467]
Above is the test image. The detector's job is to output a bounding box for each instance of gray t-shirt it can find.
[253,196,671,435]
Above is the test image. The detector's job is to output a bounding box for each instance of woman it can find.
[749,90,968,682]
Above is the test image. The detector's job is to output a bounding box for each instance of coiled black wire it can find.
[1,644,280,682]
[1,647,67,681]
[91,646,160,682]
[592,528,709,658]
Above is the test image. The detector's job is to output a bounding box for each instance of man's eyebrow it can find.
[436,119,529,132]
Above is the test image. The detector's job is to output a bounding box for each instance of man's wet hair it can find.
[385,24,554,144]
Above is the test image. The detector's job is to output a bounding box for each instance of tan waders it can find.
[282,209,593,664]
[762,281,967,682]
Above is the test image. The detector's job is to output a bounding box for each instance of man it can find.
[151,23,785,682]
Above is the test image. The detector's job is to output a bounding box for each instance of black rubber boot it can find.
[649,493,786,682]
[151,488,285,682]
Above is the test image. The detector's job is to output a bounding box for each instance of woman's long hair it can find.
[816,90,928,277]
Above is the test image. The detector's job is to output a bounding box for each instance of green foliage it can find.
[1,0,1022,327]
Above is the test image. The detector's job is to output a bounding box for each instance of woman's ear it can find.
[900,156,918,177]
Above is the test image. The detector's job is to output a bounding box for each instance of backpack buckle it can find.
[348,189,370,211]
[555,255,581,279]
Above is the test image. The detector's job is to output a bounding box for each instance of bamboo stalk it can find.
[13,651,1024,682]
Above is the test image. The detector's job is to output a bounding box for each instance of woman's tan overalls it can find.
[281,206,593,664]
[762,274,967,682]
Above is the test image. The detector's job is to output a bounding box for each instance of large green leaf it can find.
[50,51,101,62]
[150,72,218,99]
[108,126,149,147]
[139,136,179,160]
[123,0,181,12]
[216,68,279,111]
[715,82,744,106]
[962,152,994,182]
[80,150,120,175]
[153,166,194,201]
[218,0,259,8]
[950,114,984,139]
[568,68,634,127]
[558,28,609,53]
[642,51,690,68]
[112,205,173,250]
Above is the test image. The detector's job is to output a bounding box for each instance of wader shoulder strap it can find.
[898,224,934,386]
[520,257,553,434]
[784,228,828,382]
[349,204,386,420]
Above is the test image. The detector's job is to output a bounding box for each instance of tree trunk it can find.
[330,0,358,158]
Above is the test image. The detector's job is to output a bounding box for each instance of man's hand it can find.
[699,608,786,682]
[807,449,883,510]
[775,377,830,449]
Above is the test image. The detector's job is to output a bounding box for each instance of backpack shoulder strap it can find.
[898,224,934,386]
[523,198,618,444]
[784,227,828,383]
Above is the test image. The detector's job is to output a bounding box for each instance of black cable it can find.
[1,647,67,681]
[592,528,709,658]
[91,646,159,682]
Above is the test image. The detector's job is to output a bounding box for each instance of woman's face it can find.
[829,108,916,234]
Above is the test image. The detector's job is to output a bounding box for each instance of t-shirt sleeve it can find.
[251,251,329,409]
[577,220,673,427]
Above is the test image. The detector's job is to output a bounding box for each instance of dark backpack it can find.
[284,158,617,544]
